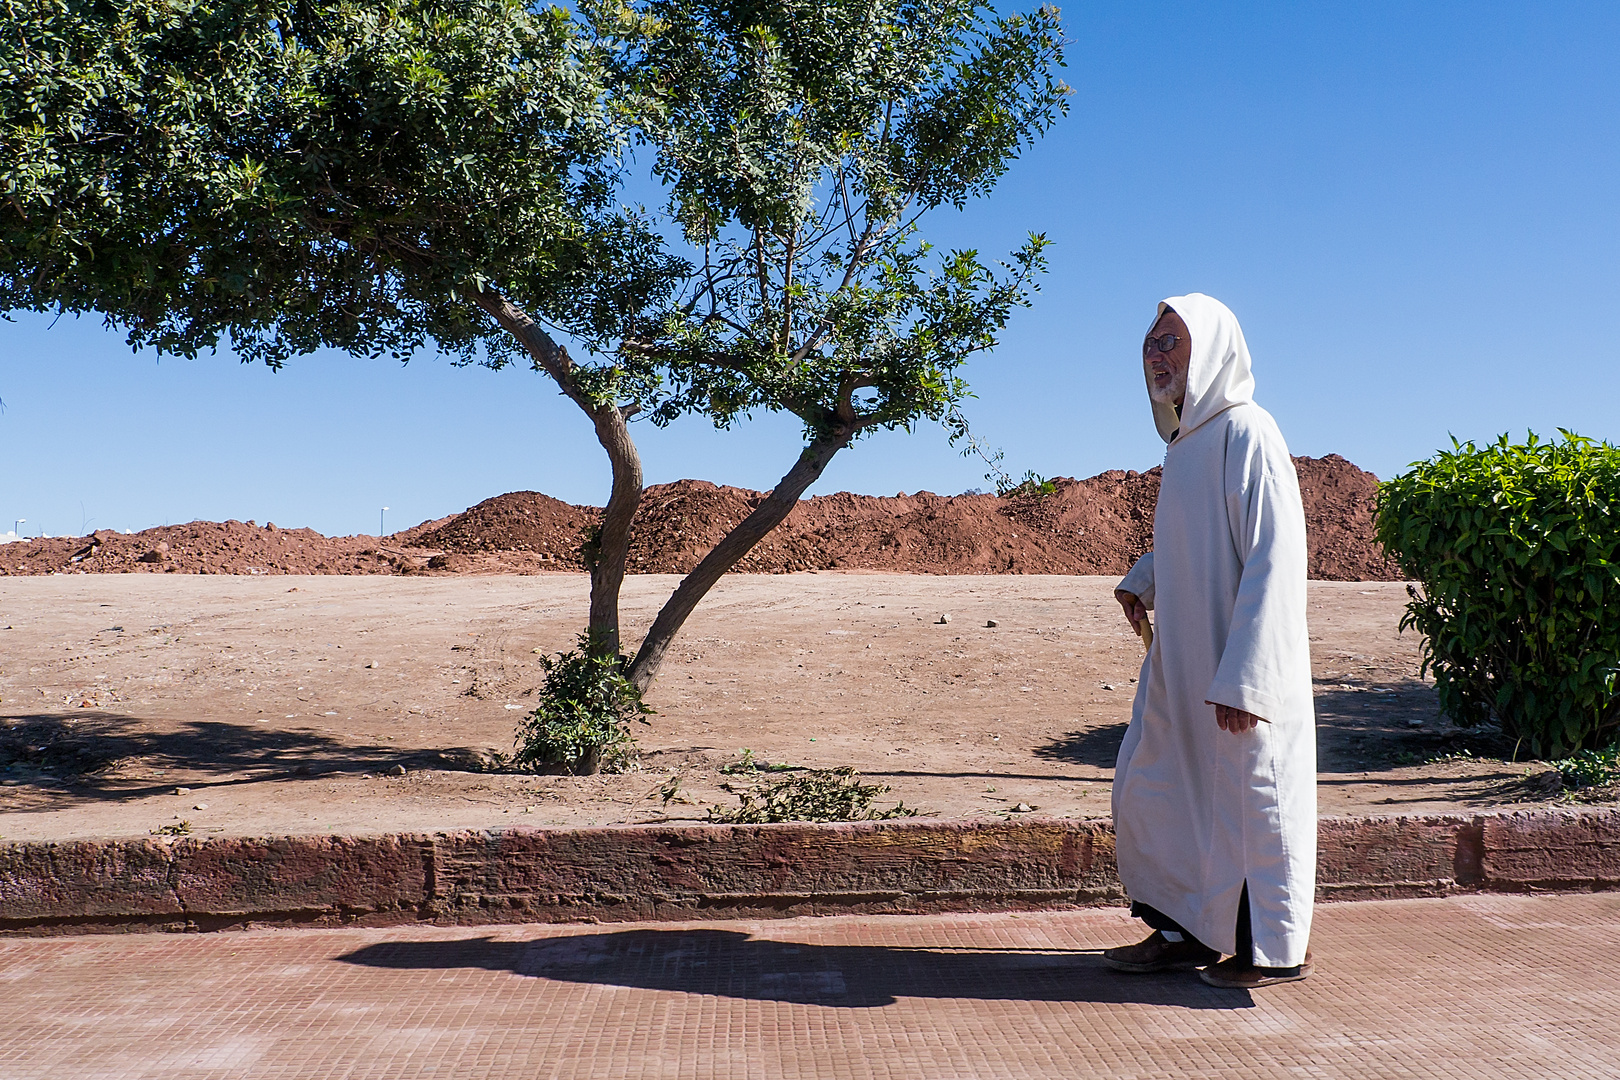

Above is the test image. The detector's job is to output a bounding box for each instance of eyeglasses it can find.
[1143,333,1181,356]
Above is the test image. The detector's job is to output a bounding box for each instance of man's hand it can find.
[1115,589,1148,635]
[1209,702,1264,733]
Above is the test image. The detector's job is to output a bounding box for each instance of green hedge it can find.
[1375,433,1620,757]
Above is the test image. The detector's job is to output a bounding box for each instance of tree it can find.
[2,0,1067,729]
[594,0,1067,689]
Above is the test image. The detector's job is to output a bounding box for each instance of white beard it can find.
[1148,370,1186,406]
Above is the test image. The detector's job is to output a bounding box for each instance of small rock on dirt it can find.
[985,619,999,628]
[436,747,505,772]
[937,613,952,625]
[192,803,208,810]
[387,764,407,777]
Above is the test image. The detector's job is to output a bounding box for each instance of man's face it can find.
[1144,309,1191,407]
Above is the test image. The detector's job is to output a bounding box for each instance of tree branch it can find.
[754,224,770,316]
[834,373,875,426]
[471,284,644,656]
[790,193,916,363]
[626,428,854,691]
[470,286,580,403]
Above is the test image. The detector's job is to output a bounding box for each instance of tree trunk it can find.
[472,286,642,656]
[626,431,852,693]
[585,402,642,657]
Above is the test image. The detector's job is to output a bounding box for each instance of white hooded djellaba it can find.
[1113,293,1316,968]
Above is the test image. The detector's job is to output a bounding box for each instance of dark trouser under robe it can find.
[1132,882,1257,966]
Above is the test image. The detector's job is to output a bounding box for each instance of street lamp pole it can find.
[12,519,24,539]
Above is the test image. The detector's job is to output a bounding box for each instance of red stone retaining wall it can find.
[2,810,1615,935]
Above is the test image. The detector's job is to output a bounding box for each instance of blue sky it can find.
[4,0,1617,538]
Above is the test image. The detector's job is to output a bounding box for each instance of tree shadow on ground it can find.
[1309,680,1518,771]
[338,928,1253,1010]
[1034,723,1128,769]
[0,712,426,805]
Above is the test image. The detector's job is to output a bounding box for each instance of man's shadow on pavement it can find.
[338,928,1253,1010]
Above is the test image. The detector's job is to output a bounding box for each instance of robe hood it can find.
[1145,293,1256,444]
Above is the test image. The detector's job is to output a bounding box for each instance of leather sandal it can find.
[1102,931,1220,973]
[1198,951,1314,988]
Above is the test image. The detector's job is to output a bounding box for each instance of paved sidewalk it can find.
[3,894,1617,1080]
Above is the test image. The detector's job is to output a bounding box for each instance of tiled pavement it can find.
[3,893,1617,1080]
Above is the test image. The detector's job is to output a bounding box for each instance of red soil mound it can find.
[411,492,593,566]
[608,453,1394,580]
[1293,454,1402,580]
[0,521,406,577]
[0,455,1400,580]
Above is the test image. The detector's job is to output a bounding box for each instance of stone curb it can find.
[1,809,1615,935]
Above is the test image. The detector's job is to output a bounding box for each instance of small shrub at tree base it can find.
[707,768,918,824]
[513,635,652,775]
[1376,432,1620,757]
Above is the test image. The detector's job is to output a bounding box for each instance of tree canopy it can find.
[2,0,680,366]
[609,0,1065,447]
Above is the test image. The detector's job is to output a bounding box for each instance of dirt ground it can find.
[0,574,1571,844]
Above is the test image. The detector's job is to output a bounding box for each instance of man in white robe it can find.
[1100,293,1317,989]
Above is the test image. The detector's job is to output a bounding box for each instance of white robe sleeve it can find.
[1117,552,1155,609]
[1205,428,1309,724]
